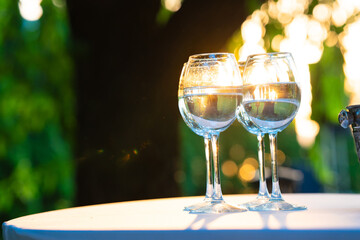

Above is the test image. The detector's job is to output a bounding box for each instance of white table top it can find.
[3,193,360,240]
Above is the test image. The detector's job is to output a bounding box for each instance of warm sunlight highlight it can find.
[236,0,360,148]
[238,157,258,182]
[222,160,238,177]
[163,0,182,12]
[340,16,360,104]
[18,0,43,21]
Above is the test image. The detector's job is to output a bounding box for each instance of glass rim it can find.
[246,52,293,60]
[188,52,235,61]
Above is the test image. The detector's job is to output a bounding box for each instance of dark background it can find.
[66,0,250,205]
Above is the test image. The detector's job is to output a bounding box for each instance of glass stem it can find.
[269,133,283,200]
[257,133,269,198]
[211,134,224,201]
[204,136,213,199]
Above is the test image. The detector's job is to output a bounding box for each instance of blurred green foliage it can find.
[0,0,74,226]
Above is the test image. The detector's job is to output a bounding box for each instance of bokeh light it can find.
[238,11,266,61]
[313,4,332,22]
[241,20,263,43]
[238,157,258,182]
[162,0,182,12]
[236,0,360,148]
[340,16,360,104]
[52,0,65,8]
[222,160,238,177]
[18,0,43,21]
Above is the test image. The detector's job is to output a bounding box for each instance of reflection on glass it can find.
[178,53,246,213]
[236,61,270,209]
[241,52,306,211]
[179,63,213,211]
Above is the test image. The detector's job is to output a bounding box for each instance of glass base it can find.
[189,200,247,214]
[184,198,212,211]
[239,196,270,209]
[248,198,306,211]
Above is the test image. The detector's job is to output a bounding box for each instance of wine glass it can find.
[178,53,246,213]
[241,52,306,211]
[178,63,214,211]
[236,61,270,208]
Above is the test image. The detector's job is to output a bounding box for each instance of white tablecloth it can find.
[3,194,360,240]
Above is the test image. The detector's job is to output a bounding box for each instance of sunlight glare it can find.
[286,15,308,43]
[18,0,43,21]
[340,17,360,104]
[332,2,347,27]
[237,43,266,62]
[269,89,277,101]
[252,10,269,25]
[278,13,292,24]
[236,0,360,147]
[163,0,182,12]
[247,65,276,86]
[307,19,327,43]
[295,119,320,148]
[313,4,332,22]
[276,0,308,16]
[242,20,264,43]
[337,0,356,16]
[268,1,279,19]
[303,41,323,64]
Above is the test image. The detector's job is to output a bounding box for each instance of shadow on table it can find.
[186,211,294,230]
[186,214,223,230]
[257,212,291,229]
